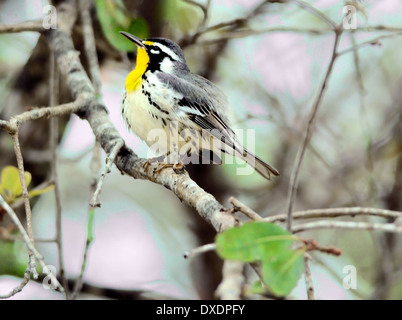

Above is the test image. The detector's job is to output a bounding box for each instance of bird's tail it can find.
[234,147,280,180]
[208,133,280,180]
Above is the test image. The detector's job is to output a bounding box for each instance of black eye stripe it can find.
[147,45,175,61]
[146,47,175,72]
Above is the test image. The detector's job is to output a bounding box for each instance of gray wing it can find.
[157,71,280,179]
[156,71,239,151]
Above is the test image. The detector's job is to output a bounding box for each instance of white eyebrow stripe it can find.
[152,42,180,61]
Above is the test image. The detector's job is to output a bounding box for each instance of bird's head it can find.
[120,31,189,75]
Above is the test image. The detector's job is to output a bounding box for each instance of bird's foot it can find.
[143,155,166,173]
[172,161,185,174]
[143,156,185,175]
[154,161,185,174]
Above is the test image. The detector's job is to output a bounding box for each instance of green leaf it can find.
[216,222,297,262]
[0,183,5,198]
[261,248,304,297]
[216,221,304,297]
[128,18,149,41]
[1,166,31,199]
[28,185,54,198]
[95,0,149,52]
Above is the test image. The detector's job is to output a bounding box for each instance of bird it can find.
[120,31,279,180]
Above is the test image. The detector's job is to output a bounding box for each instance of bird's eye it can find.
[150,49,160,54]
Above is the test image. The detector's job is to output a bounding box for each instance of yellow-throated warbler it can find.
[120,31,279,180]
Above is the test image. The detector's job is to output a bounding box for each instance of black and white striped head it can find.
[120,32,189,74]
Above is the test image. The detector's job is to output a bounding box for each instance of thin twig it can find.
[0,20,43,33]
[11,132,38,279]
[303,239,342,256]
[0,195,63,292]
[286,31,341,232]
[293,220,402,234]
[303,253,315,300]
[184,243,216,259]
[197,27,332,45]
[338,32,402,56]
[183,0,211,30]
[49,49,69,298]
[0,256,33,299]
[89,139,124,208]
[180,0,270,47]
[264,207,402,223]
[10,180,54,211]
[71,144,101,299]
[0,97,86,134]
[290,0,337,30]
[198,25,402,46]
[70,208,95,300]
[351,31,376,200]
[229,197,263,221]
[79,0,102,94]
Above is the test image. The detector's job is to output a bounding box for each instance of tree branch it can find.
[0,195,63,292]
[286,31,341,231]
[0,20,43,34]
[293,220,402,234]
[215,260,245,300]
[264,207,402,223]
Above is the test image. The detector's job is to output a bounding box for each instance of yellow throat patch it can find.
[125,43,152,93]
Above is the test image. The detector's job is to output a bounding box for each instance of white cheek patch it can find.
[160,58,174,73]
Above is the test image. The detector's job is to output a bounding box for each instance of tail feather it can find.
[237,149,280,180]
[213,134,279,180]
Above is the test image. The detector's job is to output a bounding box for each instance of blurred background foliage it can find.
[0,0,402,299]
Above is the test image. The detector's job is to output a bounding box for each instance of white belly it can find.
[122,89,162,143]
[121,73,210,159]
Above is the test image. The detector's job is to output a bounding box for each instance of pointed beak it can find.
[120,31,146,48]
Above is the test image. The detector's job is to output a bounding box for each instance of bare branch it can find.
[0,195,63,292]
[293,220,402,234]
[338,31,402,56]
[183,0,211,30]
[0,256,33,299]
[0,20,43,34]
[198,25,402,46]
[286,31,341,231]
[229,197,263,221]
[180,0,270,47]
[10,180,54,211]
[215,260,245,300]
[289,0,337,30]
[71,145,100,300]
[0,98,86,134]
[89,139,124,208]
[184,243,216,259]
[79,0,102,94]
[49,49,69,298]
[264,207,402,223]
[303,254,314,300]
[197,27,332,45]
[11,132,38,279]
